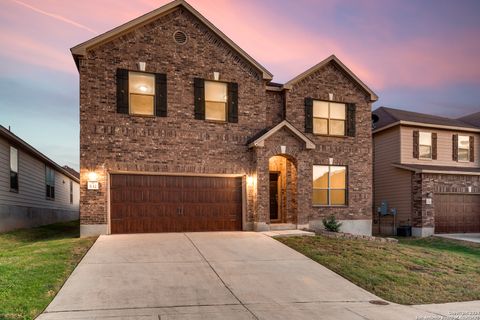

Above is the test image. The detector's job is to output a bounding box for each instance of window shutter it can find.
[470,136,475,162]
[346,103,356,137]
[155,73,167,117]
[116,69,129,114]
[194,78,205,120]
[452,134,458,161]
[413,131,419,159]
[432,133,438,160]
[228,82,238,123]
[304,98,313,133]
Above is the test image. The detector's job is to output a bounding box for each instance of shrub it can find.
[322,215,343,232]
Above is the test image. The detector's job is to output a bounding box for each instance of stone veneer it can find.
[77,6,374,235]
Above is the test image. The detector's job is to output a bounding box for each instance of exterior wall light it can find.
[88,172,98,182]
[87,171,99,190]
[213,72,220,81]
[247,175,255,187]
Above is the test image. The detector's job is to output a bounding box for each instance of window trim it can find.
[457,135,470,162]
[204,80,229,123]
[418,131,433,160]
[312,100,346,136]
[69,180,73,204]
[312,165,348,207]
[45,166,55,200]
[9,146,19,193]
[128,70,156,117]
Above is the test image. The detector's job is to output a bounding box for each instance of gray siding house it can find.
[0,125,80,232]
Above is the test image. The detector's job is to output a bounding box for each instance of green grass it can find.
[278,235,480,305]
[0,221,96,320]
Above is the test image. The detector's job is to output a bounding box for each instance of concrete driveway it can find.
[435,233,480,244]
[38,232,479,320]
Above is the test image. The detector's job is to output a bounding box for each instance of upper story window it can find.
[313,101,346,136]
[129,72,155,116]
[10,146,18,192]
[205,81,228,121]
[458,135,470,162]
[312,165,347,206]
[419,132,432,160]
[116,69,167,117]
[45,166,55,200]
[194,78,238,123]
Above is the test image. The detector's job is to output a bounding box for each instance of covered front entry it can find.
[110,174,243,234]
[268,155,297,224]
[435,193,480,233]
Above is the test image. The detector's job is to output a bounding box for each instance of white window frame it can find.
[312,165,348,206]
[458,135,470,162]
[419,132,432,160]
[204,80,228,122]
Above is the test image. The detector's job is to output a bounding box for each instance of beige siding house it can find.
[0,125,80,232]
[373,107,480,236]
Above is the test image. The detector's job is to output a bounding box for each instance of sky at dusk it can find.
[1,0,480,170]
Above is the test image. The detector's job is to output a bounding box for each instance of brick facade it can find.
[76,4,375,235]
[412,173,480,228]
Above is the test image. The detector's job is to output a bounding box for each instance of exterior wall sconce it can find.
[213,72,220,81]
[246,175,256,187]
[137,62,146,71]
[87,171,99,190]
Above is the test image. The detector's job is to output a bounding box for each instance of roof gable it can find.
[283,55,378,102]
[247,120,315,149]
[70,0,273,80]
[373,107,480,133]
[459,111,480,127]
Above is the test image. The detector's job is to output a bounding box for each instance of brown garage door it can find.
[110,174,242,234]
[435,194,480,233]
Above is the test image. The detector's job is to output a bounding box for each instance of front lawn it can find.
[0,221,96,320]
[278,235,480,305]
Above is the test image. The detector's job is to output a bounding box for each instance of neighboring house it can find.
[71,0,378,237]
[372,107,480,237]
[0,125,80,233]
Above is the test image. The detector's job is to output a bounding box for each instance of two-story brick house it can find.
[72,0,378,237]
[373,107,480,237]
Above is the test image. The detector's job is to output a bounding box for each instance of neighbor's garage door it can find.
[435,194,480,233]
[110,174,242,234]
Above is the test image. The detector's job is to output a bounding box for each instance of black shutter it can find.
[470,136,475,162]
[413,131,419,159]
[346,103,356,137]
[155,73,167,117]
[452,134,458,161]
[116,69,129,114]
[304,98,313,133]
[194,78,205,120]
[432,132,438,160]
[228,82,238,123]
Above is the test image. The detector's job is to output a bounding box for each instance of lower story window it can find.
[312,165,347,206]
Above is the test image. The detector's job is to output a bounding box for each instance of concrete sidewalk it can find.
[38,232,480,320]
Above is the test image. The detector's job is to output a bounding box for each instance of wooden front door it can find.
[269,172,280,221]
[435,194,480,233]
[110,174,242,234]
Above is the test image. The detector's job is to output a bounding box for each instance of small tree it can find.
[322,215,343,232]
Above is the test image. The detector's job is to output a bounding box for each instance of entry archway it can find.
[268,155,298,225]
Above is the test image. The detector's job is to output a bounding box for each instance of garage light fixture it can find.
[87,172,98,182]
[247,175,255,187]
